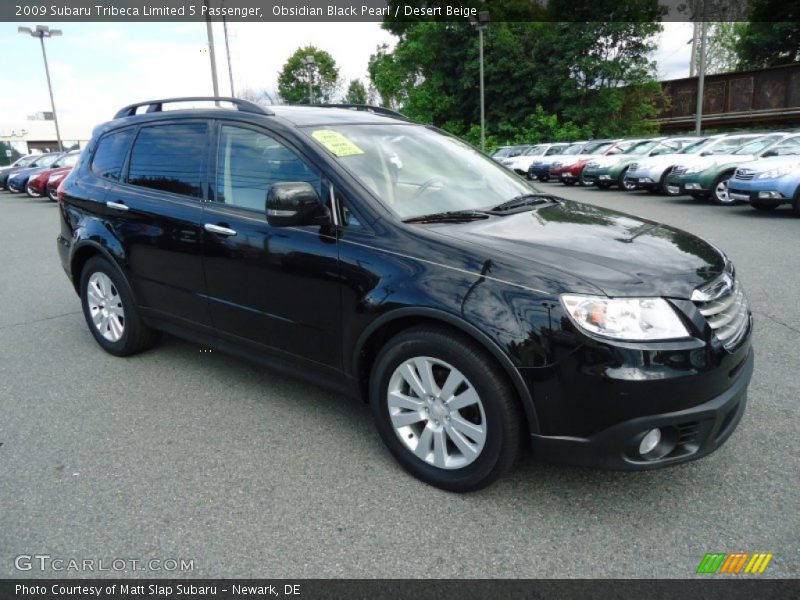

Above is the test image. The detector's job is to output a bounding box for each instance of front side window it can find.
[92,129,134,181]
[545,145,567,155]
[304,124,533,220]
[734,135,784,155]
[769,137,800,156]
[127,123,207,198]
[215,125,321,211]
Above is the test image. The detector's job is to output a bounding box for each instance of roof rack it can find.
[114,97,273,119]
[317,103,410,121]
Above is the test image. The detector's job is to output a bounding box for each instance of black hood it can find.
[435,200,726,298]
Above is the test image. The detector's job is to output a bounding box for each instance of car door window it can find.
[215,125,322,212]
[92,129,135,181]
[127,123,208,199]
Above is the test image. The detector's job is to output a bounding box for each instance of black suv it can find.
[57,97,754,491]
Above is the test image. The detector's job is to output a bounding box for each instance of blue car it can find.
[5,152,64,193]
[728,143,800,216]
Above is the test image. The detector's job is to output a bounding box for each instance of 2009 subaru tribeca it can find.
[56,97,754,491]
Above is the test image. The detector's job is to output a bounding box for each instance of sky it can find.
[0,21,694,135]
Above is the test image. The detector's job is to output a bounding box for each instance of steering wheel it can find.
[409,177,446,202]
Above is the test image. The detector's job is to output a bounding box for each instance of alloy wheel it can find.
[387,356,487,470]
[714,177,732,204]
[86,272,125,342]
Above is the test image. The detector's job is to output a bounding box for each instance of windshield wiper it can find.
[403,210,490,224]
[489,194,556,212]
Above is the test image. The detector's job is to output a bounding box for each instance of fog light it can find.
[758,191,781,199]
[684,183,701,190]
[599,175,611,180]
[639,428,661,455]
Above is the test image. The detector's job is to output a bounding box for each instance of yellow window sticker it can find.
[311,129,364,157]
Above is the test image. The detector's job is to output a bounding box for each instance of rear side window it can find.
[92,129,134,181]
[127,123,208,199]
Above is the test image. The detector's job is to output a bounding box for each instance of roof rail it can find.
[317,103,410,121]
[114,97,273,119]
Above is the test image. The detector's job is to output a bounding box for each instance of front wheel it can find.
[619,168,637,191]
[79,256,160,356]
[711,172,735,205]
[369,326,523,492]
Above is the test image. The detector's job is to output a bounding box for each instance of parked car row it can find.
[500,131,800,217]
[0,149,81,200]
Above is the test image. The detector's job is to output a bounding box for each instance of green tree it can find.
[278,46,340,104]
[735,0,800,68]
[344,79,368,104]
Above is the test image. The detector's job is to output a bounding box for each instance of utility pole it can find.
[221,1,235,96]
[204,0,220,100]
[305,55,316,104]
[18,25,63,151]
[694,0,709,135]
[474,11,491,152]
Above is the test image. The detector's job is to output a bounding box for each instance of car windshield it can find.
[305,124,533,220]
[522,145,546,156]
[545,145,568,155]
[13,155,38,167]
[54,152,81,168]
[582,141,614,154]
[491,147,511,158]
[508,145,529,157]
[733,135,784,155]
[563,143,584,154]
[679,138,711,154]
[32,154,61,168]
[624,141,658,155]
[649,140,683,156]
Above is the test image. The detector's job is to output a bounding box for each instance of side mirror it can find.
[266,182,327,227]
[761,150,777,158]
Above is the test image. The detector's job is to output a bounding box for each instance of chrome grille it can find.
[628,162,639,171]
[734,168,754,181]
[552,162,563,168]
[692,274,750,350]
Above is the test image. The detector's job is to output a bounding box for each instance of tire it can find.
[750,201,777,212]
[26,184,41,198]
[619,168,637,191]
[662,169,682,196]
[79,256,160,356]
[710,172,735,205]
[578,170,589,186]
[794,200,800,218]
[369,326,523,492]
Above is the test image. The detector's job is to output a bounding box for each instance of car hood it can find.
[736,155,800,173]
[586,155,624,168]
[9,165,49,179]
[632,152,692,169]
[435,200,725,298]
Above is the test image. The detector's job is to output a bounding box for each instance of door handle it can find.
[106,201,129,211]
[204,223,237,236]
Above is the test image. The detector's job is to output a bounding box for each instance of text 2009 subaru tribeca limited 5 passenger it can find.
[57,98,754,491]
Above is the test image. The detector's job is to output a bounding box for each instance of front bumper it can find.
[728,186,792,206]
[530,348,754,471]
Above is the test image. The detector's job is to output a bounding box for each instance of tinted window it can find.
[215,125,321,211]
[128,124,207,198]
[92,129,134,181]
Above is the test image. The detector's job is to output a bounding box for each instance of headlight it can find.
[684,163,709,174]
[585,161,599,168]
[561,295,690,341]
[48,173,60,184]
[757,165,796,179]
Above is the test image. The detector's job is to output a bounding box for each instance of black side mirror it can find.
[266,182,327,227]
[761,150,777,158]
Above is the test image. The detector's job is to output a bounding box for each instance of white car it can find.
[502,143,571,176]
[625,133,765,195]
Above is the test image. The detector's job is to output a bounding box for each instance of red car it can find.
[46,168,72,201]
[549,139,632,186]
[26,150,81,199]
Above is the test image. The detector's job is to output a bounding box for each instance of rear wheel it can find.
[369,326,523,492]
[79,256,160,356]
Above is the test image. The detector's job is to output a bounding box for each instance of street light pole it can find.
[694,1,709,135]
[204,0,220,100]
[18,25,63,151]
[305,55,316,104]
[474,11,491,152]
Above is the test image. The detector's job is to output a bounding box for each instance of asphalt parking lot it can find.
[0,184,797,579]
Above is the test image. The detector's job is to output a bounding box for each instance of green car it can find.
[666,133,794,204]
[582,138,697,191]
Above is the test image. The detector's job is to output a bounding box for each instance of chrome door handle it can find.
[106,201,129,211]
[204,223,237,236]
